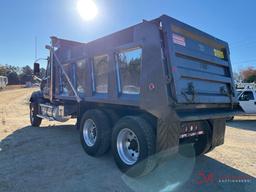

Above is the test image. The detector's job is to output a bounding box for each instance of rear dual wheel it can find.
[80,109,112,156]
[112,116,156,177]
[80,111,156,177]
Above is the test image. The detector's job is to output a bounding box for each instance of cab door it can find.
[238,90,256,114]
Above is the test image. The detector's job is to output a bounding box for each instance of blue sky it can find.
[0,0,255,72]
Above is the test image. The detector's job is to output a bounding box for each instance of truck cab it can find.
[29,15,242,176]
[237,88,256,114]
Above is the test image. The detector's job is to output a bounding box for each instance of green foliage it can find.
[39,68,46,79]
[241,67,256,83]
[245,75,256,83]
[0,64,45,85]
[19,65,33,84]
[0,66,6,76]
[7,72,19,85]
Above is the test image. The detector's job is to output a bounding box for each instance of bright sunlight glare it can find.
[77,0,98,21]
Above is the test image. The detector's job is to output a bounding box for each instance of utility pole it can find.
[35,36,37,60]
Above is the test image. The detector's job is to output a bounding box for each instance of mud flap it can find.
[156,118,180,154]
[210,118,226,148]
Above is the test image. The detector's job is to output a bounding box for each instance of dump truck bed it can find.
[50,15,240,120]
[160,16,236,105]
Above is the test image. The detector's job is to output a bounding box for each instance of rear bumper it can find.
[156,117,227,153]
[156,106,243,153]
[176,107,244,121]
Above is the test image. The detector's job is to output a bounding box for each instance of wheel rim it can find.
[83,119,97,147]
[30,105,34,122]
[117,128,140,165]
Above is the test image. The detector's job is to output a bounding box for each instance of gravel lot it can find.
[0,88,255,192]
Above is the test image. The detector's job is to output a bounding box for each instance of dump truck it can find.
[29,15,242,176]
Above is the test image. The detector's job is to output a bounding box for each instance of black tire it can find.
[112,116,156,177]
[204,146,215,154]
[139,113,156,127]
[80,109,112,157]
[179,121,212,157]
[226,116,234,121]
[29,102,42,127]
[102,109,120,127]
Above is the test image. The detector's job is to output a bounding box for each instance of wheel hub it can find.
[117,128,140,165]
[83,119,97,147]
[30,105,34,122]
[128,139,138,151]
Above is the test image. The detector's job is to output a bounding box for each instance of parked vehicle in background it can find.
[29,15,242,176]
[236,81,256,90]
[25,81,33,88]
[237,88,256,114]
[0,76,8,89]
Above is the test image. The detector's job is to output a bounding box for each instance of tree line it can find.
[233,66,256,83]
[0,64,46,85]
[0,63,255,85]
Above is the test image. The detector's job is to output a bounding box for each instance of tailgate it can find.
[163,17,236,104]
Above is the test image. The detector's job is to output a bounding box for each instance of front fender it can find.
[29,91,43,103]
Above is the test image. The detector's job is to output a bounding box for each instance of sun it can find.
[77,0,98,21]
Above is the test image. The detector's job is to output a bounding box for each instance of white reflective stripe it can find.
[179,131,204,139]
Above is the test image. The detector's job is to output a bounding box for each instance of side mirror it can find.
[34,63,40,76]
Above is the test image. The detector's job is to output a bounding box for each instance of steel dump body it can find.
[167,22,234,104]
[49,15,240,122]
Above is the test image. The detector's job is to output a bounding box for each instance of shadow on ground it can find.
[0,124,255,192]
[227,120,256,131]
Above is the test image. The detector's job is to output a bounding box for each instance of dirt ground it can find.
[0,88,255,192]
